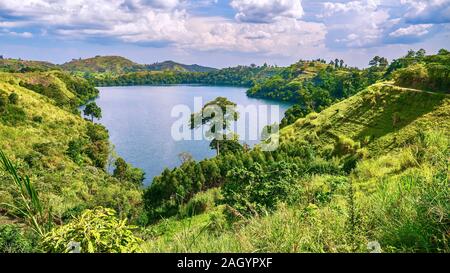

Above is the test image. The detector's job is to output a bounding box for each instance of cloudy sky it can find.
[0,0,449,68]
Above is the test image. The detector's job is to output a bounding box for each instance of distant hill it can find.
[61,56,143,74]
[144,60,216,73]
[61,56,216,74]
[0,58,58,73]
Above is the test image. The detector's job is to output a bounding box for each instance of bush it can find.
[0,224,34,253]
[222,162,300,218]
[179,189,221,218]
[8,93,19,104]
[334,135,360,155]
[0,105,27,125]
[41,207,142,253]
[66,139,85,164]
[32,115,43,123]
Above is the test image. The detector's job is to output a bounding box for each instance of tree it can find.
[8,93,18,105]
[190,97,239,156]
[113,157,145,185]
[335,58,340,69]
[405,50,416,58]
[339,59,344,68]
[438,48,449,55]
[379,57,388,69]
[416,48,426,58]
[83,102,102,122]
[113,158,128,181]
[41,207,142,253]
[369,56,381,67]
[178,152,193,164]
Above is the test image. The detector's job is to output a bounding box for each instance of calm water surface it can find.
[94,85,293,185]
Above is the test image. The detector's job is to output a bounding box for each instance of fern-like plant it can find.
[0,149,46,236]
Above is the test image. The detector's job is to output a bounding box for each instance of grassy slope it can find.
[141,82,449,252]
[281,82,449,155]
[0,72,141,220]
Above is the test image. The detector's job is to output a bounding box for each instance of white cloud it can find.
[389,23,433,37]
[400,0,450,24]
[183,16,325,56]
[320,0,390,48]
[0,0,325,56]
[1,30,33,38]
[0,0,190,42]
[230,0,304,23]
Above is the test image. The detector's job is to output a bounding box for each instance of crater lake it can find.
[93,85,293,185]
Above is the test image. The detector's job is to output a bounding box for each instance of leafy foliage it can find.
[0,149,48,236]
[41,207,142,253]
[0,224,35,253]
[83,102,102,121]
[113,157,145,186]
[90,64,281,87]
[222,162,300,218]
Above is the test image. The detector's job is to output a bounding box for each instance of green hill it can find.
[60,56,143,74]
[0,58,58,73]
[61,56,216,74]
[144,61,217,73]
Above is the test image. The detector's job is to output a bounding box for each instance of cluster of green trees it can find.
[252,49,449,128]
[247,60,380,127]
[143,136,343,222]
[89,64,281,87]
[389,49,450,92]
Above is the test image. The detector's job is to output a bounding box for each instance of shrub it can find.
[32,115,43,123]
[222,162,300,218]
[0,224,34,253]
[0,104,26,125]
[41,207,142,253]
[334,135,360,155]
[179,189,220,218]
[8,93,19,105]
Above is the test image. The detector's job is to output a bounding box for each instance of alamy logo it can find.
[171,97,281,151]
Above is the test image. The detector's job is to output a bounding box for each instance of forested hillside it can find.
[247,49,450,128]
[89,64,282,87]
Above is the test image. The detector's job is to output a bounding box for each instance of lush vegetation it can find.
[248,49,450,128]
[61,56,216,74]
[42,207,142,253]
[0,70,144,252]
[88,64,282,87]
[1,49,449,253]
[142,81,449,253]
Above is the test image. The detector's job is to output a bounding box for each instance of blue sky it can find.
[0,0,449,68]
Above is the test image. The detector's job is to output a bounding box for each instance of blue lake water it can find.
[94,85,293,185]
